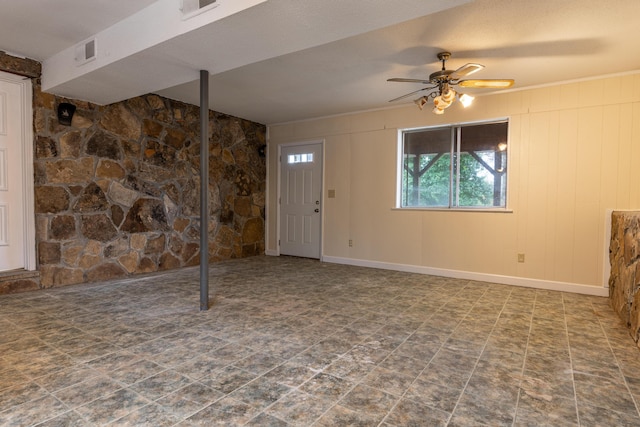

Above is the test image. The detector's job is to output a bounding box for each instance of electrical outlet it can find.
[349,239,353,247]
[517,253,525,263]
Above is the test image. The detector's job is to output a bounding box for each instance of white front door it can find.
[279,142,322,259]
[0,72,31,271]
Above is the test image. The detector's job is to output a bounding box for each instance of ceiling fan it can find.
[387,51,514,114]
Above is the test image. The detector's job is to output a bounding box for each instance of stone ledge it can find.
[0,270,41,295]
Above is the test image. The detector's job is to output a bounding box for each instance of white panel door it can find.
[0,75,25,271]
[280,142,322,259]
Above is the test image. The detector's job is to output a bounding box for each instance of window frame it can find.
[396,118,511,212]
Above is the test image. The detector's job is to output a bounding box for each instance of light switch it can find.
[328,189,336,198]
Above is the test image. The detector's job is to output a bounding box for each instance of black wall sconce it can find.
[57,102,76,126]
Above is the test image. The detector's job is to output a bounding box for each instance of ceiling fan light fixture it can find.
[432,94,444,109]
[459,93,474,108]
[441,86,456,103]
[432,87,456,113]
[432,100,450,114]
[414,96,428,110]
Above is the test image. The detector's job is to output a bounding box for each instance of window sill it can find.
[392,207,513,213]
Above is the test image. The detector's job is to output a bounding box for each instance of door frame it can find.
[0,71,35,271]
[276,139,324,259]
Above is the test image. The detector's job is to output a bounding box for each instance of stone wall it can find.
[609,211,640,347]
[0,50,40,78]
[0,53,266,292]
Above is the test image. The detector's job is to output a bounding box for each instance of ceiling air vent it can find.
[181,0,218,20]
[74,38,96,66]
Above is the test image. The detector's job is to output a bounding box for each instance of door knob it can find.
[314,208,319,213]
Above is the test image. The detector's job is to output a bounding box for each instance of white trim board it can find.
[321,256,609,297]
[0,71,35,271]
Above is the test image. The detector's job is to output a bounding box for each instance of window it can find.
[288,153,314,164]
[399,120,508,209]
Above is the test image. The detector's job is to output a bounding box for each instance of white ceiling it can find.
[0,0,158,61]
[2,0,640,125]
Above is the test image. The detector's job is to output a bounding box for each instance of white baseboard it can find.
[321,256,609,297]
[265,249,279,256]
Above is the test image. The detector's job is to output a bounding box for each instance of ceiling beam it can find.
[42,0,267,102]
[40,0,471,106]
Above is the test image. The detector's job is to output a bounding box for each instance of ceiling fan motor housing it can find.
[431,52,454,84]
[429,69,455,84]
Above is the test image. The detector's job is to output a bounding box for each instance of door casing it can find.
[0,71,35,271]
[276,140,324,259]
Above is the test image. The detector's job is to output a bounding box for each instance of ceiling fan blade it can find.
[458,79,515,88]
[449,63,484,80]
[388,86,435,102]
[387,78,431,84]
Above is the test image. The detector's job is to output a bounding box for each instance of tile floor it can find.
[1,256,640,426]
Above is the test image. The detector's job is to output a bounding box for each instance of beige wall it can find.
[267,73,640,292]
